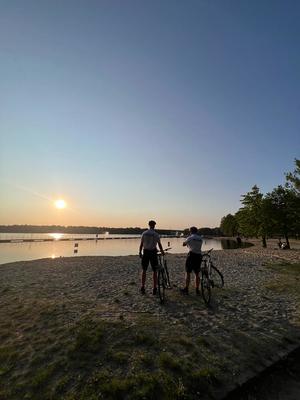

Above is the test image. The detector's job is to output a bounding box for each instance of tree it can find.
[235,185,270,247]
[264,185,300,249]
[220,214,239,237]
[286,158,300,194]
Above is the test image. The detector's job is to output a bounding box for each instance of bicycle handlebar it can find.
[201,248,213,256]
[157,247,172,255]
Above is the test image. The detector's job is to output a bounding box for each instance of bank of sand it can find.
[1,243,300,399]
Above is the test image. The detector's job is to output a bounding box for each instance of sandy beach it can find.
[1,240,300,399]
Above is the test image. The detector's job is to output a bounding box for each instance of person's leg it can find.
[181,254,192,294]
[141,270,147,287]
[141,252,149,293]
[185,272,191,289]
[194,254,202,294]
[195,272,200,289]
[153,271,158,289]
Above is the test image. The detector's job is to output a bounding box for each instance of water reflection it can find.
[220,239,253,249]
[49,233,64,240]
[0,237,252,265]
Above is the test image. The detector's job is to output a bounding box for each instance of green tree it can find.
[285,158,300,193]
[264,185,300,249]
[220,214,239,236]
[235,185,270,247]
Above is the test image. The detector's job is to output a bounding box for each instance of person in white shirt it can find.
[181,226,203,295]
[139,220,164,295]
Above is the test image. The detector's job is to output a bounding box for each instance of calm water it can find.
[0,233,245,265]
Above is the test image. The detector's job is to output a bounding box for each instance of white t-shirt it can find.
[141,229,161,250]
[183,234,203,254]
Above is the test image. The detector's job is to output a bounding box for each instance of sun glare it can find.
[54,199,66,209]
[49,233,64,240]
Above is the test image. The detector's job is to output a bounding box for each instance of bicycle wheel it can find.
[210,264,224,288]
[201,269,211,305]
[164,260,171,288]
[158,269,166,303]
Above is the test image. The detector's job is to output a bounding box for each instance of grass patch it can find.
[30,363,57,389]
[139,353,154,368]
[70,320,104,353]
[158,352,183,373]
[264,262,300,294]
[266,261,300,274]
[108,350,129,364]
[75,370,180,400]
[133,331,156,346]
[174,335,194,348]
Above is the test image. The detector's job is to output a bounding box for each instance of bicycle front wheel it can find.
[210,264,224,288]
[158,269,166,303]
[201,269,211,305]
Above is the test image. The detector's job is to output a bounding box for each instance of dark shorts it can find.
[142,249,158,271]
[185,252,202,273]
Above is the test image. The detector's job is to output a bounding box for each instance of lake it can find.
[0,233,246,264]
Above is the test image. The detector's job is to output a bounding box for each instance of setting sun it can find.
[54,199,67,209]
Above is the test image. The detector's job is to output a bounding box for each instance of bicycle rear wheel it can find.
[210,264,224,288]
[158,269,166,303]
[201,269,211,305]
[164,260,171,288]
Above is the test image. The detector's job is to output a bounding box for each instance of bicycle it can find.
[200,248,224,305]
[157,247,172,304]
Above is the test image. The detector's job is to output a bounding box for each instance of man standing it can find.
[181,226,203,295]
[139,220,164,295]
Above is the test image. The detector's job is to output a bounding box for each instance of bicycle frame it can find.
[157,248,172,303]
[200,248,224,304]
[157,247,171,288]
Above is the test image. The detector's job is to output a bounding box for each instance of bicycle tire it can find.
[210,264,224,288]
[158,269,166,303]
[164,260,171,288]
[201,269,211,305]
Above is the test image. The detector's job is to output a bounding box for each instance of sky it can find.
[1,0,299,230]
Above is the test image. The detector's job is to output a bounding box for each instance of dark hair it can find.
[148,220,156,227]
[190,226,198,234]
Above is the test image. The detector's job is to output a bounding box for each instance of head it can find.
[190,226,198,234]
[148,220,156,229]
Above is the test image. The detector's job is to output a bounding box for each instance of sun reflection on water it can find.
[49,233,64,240]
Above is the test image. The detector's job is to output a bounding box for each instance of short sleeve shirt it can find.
[141,229,161,250]
[183,234,203,254]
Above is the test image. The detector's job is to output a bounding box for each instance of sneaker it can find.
[140,286,145,295]
[180,287,189,295]
[196,288,201,296]
[152,287,157,295]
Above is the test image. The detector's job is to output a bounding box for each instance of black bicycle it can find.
[201,248,224,305]
[157,247,171,304]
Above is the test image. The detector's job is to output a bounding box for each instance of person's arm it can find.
[158,241,164,255]
[139,238,143,258]
[182,236,189,246]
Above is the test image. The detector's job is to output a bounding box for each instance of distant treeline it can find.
[183,227,222,236]
[0,225,224,236]
[0,225,181,235]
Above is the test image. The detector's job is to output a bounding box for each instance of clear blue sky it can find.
[1,0,299,229]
